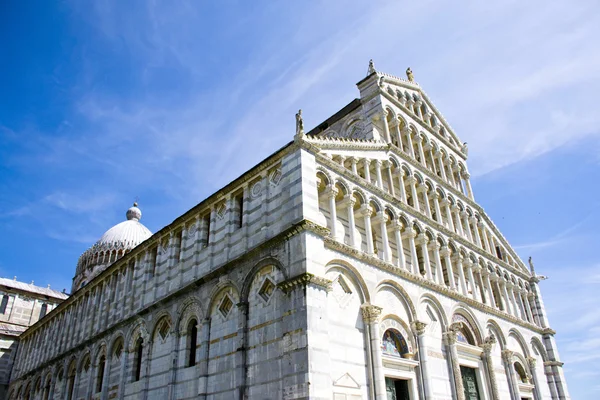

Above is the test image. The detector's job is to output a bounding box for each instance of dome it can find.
[73,203,152,291]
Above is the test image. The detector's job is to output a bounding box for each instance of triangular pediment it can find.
[333,372,361,388]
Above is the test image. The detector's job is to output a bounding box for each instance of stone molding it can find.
[277,273,332,294]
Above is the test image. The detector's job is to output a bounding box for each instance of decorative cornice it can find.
[277,273,332,294]
[321,235,547,334]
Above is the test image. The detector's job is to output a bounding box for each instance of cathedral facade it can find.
[7,66,570,400]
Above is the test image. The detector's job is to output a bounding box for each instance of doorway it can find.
[460,366,481,400]
[385,377,410,400]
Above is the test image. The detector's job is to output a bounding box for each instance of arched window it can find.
[381,329,409,357]
[134,338,144,381]
[514,362,529,383]
[187,319,198,367]
[96,355,106,393]
[452,314,477,345]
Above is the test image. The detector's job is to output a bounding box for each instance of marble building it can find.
[7,64,571,400]
[0,278,68,399]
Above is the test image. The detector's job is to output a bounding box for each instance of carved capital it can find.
[480,334,496,354]
[402,228,417,240]
[501,349,514,363]
[411,320,427,335]
[325,185,339,199]
[359,204,373,218]
[360,304,383,323]
[440,246,452,257]
[527,356,537,369]
[342,195,356,209]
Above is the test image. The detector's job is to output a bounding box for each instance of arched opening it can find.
[66,363,76,400]
[514,361,529,383]
[133,338,144,382]
[187,319,198,367]
[381,329,409,357]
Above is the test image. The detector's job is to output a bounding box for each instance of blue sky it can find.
[1,0,599,396]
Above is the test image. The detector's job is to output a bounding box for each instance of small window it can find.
[495,246,503,260]
[134,339,143,382]
[203,214,211,247]
[39,303,48,319]
[258,278,275,302]
[96,355,106,393]
[218,295,233,318]
[234,193,244,229]
[187,320,198,367]
[0,295,9,314]
[174,229,183,264]
[150,247,158,276]
[514,362,529,383]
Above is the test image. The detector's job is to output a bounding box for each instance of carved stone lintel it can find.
[277,273,332,294]
[360,303,383,323]
[411,320,427,335]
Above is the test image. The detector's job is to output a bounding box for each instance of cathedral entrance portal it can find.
[460,366,481,400]
[385,377,410,400]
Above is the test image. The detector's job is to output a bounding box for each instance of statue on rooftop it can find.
[296,109,304,135]
[406,67,414,82]
[461,142,469,156]
[368,59,376,75]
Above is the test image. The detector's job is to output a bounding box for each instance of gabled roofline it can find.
[306,98,362,136]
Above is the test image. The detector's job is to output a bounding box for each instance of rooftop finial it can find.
[126,202,142,221]
[295,109,304,136]
[528,256,535,274]
[406,67,414,82]
[367,59,376,75]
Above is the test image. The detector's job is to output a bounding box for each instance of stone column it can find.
[197,318,211,399]
[481,335,500,400]
[374,160,384,189]
[349,156,358,175]
[419,184,432,218]
[407,176,419,210]
[454,254,468,296]
[360,205,374,254]
[447,161,457,187]
[527,357,542,400]
[500,280,514,315]
[363,159,372,183]
[436,152,447,180]
[326,185,339,239]
[502,349,520,400]
[461,212,473,241]
[416,137,427,166]
[441,246,456,290]
[463,172,475,200]
[480,224,492,253]
[483,269,497,308]
[384,161,395,196]
[465,260,478,301]
[444,323,465,400]
[430,242,445,285]
[417,233,432,279]
[395,169,408,203]
[522,291,535,323]
[393,119,404,151]
[381,111,392,143]
[404,229,419,276]
[433,192,443,224]
[361,304,386,400]
[442,199,455,231]
[343,195,357,248]
[234,302,249,399]
[412,321,433,400]
[452,205,464,236]
[118,348,128,400]
[101,354,111,400]
[403,128,416,158]
[470,217,482,247]
[392,220,406,270]
[374,212,391,262]
[508,283,521,318]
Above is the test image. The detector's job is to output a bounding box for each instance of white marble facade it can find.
[7,65,570,400]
